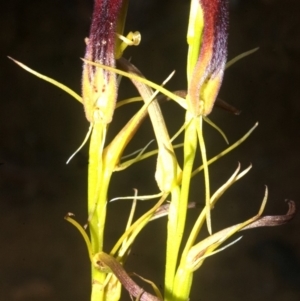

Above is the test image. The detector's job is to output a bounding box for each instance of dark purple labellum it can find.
[82,0,123,123]
[188,0,229,116]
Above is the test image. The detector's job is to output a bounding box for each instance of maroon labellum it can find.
[82,0,123,124]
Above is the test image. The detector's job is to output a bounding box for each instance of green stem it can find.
[172,266,193,301]
[88,123,106,253]
[88,122,111,301]
[164,186,181,300]
[164,113,197,301]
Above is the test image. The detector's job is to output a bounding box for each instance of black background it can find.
[1,0,300,300]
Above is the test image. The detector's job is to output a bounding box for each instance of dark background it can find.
[1,0,300,300]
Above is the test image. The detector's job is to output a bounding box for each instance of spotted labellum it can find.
[82,0,123,124]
